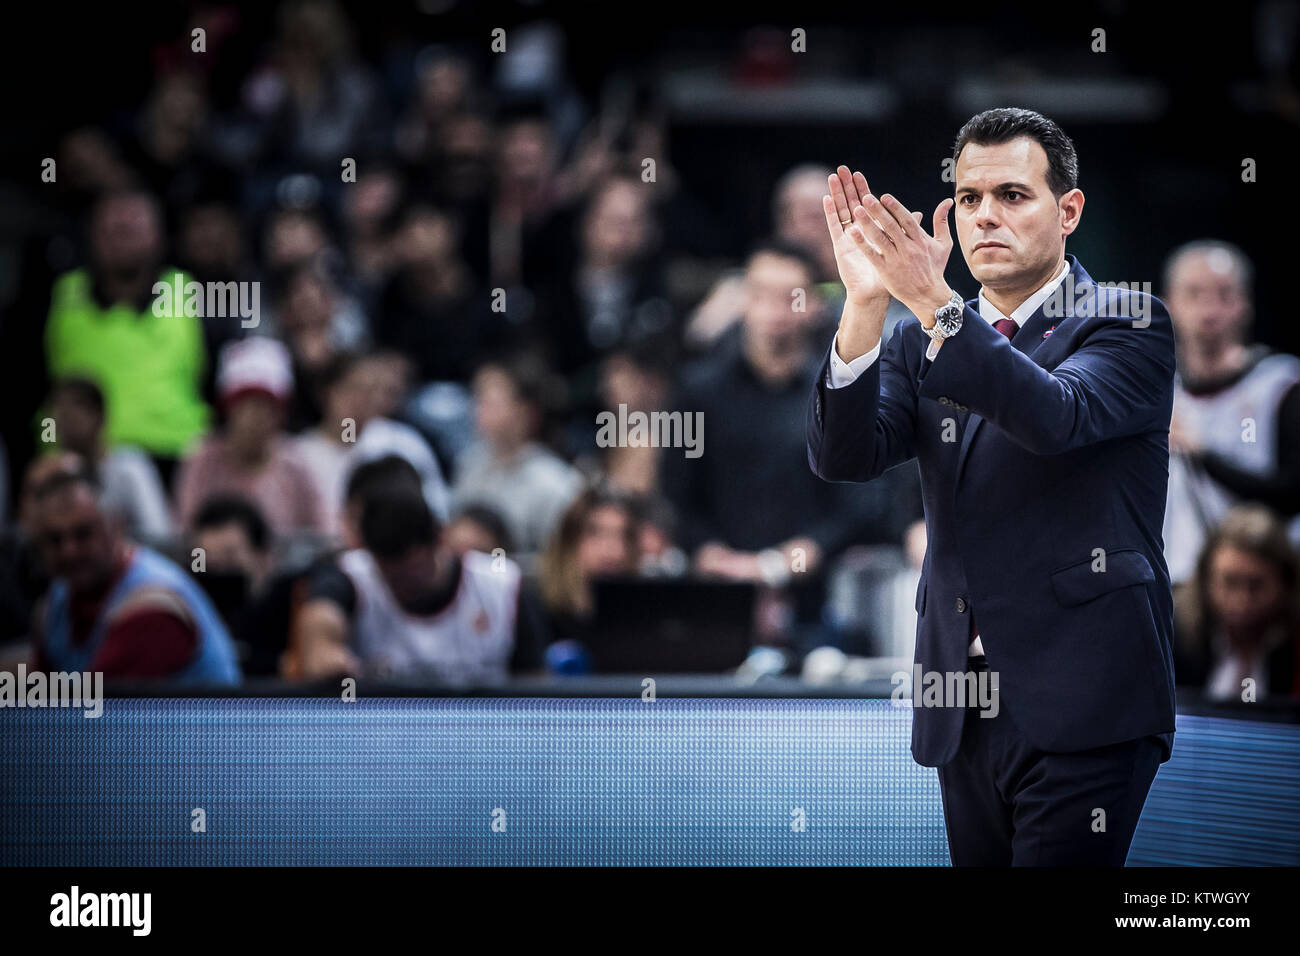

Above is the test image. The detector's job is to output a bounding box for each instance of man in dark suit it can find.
[806,107,1176,865]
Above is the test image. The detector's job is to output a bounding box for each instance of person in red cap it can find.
[174,338,328,539]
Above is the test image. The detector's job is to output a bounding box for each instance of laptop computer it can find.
[588,576,756,674]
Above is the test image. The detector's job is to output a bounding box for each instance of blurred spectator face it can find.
[58,128,132,195]
[600,353,667,411]
[282,269,336,332]
[91,194,163,277]
[582,179,649,268]
[440,114,493,200]
[18,453,84,534]
[365,353,409,419]
[325,357,386,428]
[50,387,103,456]
[953,137,1072,290]
[225,394,283,457]
[576,504,635,578]
[32,482,120,595]
[417,56,469,119]
[345,171,400,234]
[1207,544,1285,635]
[776,169,835,279]
[396,209,456,267]
[146,73,207,163]
[266,210,327,271]
[742,250,818,348]
[1166,249,1251,350]
[194,520,270,591]
[473,367,534,446]
[376,544,441,611]
[180,203,244,278]
[498,118,556,190]
[443,515,500,556]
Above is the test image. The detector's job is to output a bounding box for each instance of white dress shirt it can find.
[825,260,1071,655]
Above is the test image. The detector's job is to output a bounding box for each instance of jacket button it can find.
[956,597,967,613]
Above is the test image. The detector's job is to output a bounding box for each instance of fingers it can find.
[828,170,853,226]
[852,171,872,205]
[877,194,919,239]
[848,205,889,258]
[864,195,909,246]
[932,198,955,245]
[837,166,861,208]
[822,194,845,240]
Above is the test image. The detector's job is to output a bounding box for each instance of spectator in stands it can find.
[289,486,546,682]
[44,188,210,482]
[451,357,583,555]
[1174,504,1300,700]
[275,263,369,430]
[0,453,84,644]
[1164,240,1300,583]
[373,203,500,385]
[527,173,673,397]
[662,239,920,650]
[29,469,240,683]
[48,377,174,546]
[242,455,424,678]
[443,504,514,558]
[294,350,450,536]
[190,494,274,669]
[175,337,328,538]
[663,239,916,581]
[535,485,640,647]
[572,345,673,497]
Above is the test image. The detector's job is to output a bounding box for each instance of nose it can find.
[974,195,999,229]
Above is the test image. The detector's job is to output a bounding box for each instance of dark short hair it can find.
[53,377,106,417]
[30,465,100,505]
[952,107,1078,198]
[344,454,423,510]
[193,494,271,553]
[746,237,820,285]
[361,489,438,559]
[450,504,514,553]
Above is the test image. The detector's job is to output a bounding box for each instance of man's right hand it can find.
[824,166,923,362]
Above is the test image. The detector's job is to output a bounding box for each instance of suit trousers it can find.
[935,670,1163,866]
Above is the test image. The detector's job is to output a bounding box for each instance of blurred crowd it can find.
[0,1,1296,703]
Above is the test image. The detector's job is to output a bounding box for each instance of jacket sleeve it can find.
[917,297,1175,455]
[806,319,921,483]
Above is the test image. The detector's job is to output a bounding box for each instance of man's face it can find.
[91,196,162,277]
[33,484,119,594]
[1166,250,1251,349]
[1207,545,1284,633]
[50,392,102,455]
[954,137,1078,290]
[194,522,267,590]
[743,252,818,348]
[376,545,442,611]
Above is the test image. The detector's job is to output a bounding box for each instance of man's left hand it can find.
[846,193,956,326]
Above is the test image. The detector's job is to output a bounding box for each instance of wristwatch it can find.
[924,289,965,342]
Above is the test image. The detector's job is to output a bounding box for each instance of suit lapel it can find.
[953,256,1092,484]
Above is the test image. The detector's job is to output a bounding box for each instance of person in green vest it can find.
[44,189,211,485]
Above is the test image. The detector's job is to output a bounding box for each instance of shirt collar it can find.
[977,258,1070,328]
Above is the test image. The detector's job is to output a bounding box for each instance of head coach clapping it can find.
[807,107,1176,866]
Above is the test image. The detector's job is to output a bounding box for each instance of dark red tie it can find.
[970,316,1016,649]
[993,317,1018,341]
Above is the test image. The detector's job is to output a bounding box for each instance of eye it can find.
[959,195,977,205]
[1004,191,1023,201]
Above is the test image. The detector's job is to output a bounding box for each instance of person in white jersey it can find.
[1163,240,1300,584]
[291,486,547,683]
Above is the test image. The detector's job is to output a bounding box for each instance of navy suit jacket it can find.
[807,255,1177,767]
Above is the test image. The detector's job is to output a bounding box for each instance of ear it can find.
[1059,188,1084,237]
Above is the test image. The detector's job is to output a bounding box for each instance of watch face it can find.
[937,306,962,336]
